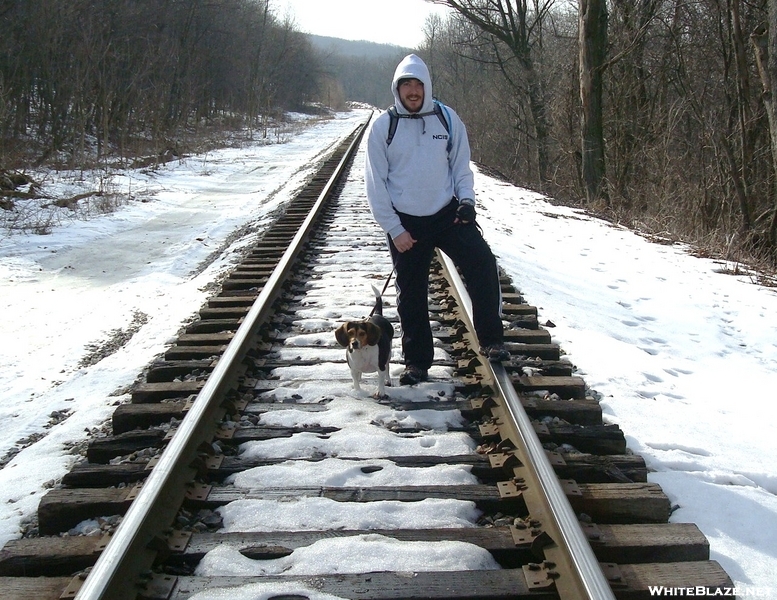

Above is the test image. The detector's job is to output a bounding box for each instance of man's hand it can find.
[455,201,476,224]
[393,231,417,253]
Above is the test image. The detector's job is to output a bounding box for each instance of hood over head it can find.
[391,54,434,115]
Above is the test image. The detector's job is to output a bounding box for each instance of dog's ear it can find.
[335,323,352,347]
[364,322,382,346]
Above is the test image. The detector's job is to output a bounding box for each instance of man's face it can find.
[398,78,424,113]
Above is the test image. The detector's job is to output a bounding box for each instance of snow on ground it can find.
[0,108,775,597]
[195,534,501,576]
[476,175,777,593]
[0,111,363,545]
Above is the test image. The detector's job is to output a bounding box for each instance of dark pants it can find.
[389,199,503,370]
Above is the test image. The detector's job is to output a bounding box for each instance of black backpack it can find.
[386,99,452,153]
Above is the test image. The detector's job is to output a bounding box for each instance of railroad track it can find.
[0,117,733,599]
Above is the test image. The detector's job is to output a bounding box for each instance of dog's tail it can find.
[370,284,383,317]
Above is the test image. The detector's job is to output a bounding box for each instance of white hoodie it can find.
[364,54,476,240]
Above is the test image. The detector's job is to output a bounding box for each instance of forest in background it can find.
[3,0,777,274]
[0,0,319,169]
[309,35,410,110]
[417,0,777,274]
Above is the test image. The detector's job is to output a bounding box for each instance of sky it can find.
[273,0,452,48]
[1,109,775,598]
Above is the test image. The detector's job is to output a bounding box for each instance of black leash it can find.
[369,267,395,317]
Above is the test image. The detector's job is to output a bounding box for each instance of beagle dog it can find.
[335,286,394,398]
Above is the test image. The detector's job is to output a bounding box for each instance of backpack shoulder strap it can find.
[386,101,453,153]
[386,105,399,147]
[433,99,453,153]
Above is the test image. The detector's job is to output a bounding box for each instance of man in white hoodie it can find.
[365,54,508,386]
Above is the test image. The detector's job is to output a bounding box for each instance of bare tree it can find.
[420,0,776,265]
[579,0,608,204]
[0,0,322,167]
[428,0,556,189]
[752,0,777,253]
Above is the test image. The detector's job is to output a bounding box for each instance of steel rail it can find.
[437,250,617,600]
[75,121,369,600]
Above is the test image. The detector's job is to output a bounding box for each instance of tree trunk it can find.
[433,0,553,189]
[769,3,777,252]
[579,0,609,204]
[730,0,753,231]
[526,65,551,188]
[751,6,777,252]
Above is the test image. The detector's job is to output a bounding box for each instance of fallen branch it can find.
[49,191,103,210]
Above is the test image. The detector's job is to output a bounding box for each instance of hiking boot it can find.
[399,365,428,386]
[480,342,510,362]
